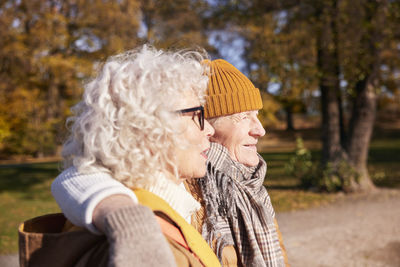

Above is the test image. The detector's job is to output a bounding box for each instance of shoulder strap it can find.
[155,215,189,250]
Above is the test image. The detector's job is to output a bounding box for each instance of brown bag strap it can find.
[155,215,190,250]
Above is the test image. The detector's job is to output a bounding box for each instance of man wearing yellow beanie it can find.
[186,59,288,266]
[203,59,263,118]
[51,58,289,267]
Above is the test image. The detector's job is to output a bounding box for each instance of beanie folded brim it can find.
[205,88,263,119]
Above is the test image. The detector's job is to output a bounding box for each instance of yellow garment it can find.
[202,59,263,119]
[134,188,221,267]
[275,218,290,267]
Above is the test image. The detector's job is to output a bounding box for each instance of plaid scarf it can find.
[199,143,284,266]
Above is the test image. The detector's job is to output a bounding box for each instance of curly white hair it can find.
[62,45,209,188]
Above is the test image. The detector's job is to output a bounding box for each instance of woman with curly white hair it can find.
[18,46,219,267]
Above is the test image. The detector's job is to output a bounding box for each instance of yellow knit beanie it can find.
[203,59,263,119]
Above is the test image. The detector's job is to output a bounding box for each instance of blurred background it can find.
[0,0,399,266]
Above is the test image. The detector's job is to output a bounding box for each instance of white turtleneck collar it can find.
[142,173,200,223]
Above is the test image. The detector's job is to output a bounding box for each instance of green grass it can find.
[0,162,61,254]
[368,138,400,188]
[0,129,399,254]
[261,151,337,212]
[261,131,400,212]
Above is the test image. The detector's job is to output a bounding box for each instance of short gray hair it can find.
[207,111,252,128]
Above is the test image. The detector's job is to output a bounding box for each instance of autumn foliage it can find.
[1,0,400,192]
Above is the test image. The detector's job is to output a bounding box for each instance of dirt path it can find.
[0,254,17,267]
[276,189,400,267]
[2,189,399,267]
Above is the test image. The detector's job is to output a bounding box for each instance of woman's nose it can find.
[204,119,215,139]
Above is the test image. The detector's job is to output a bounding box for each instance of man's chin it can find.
[240,158,259,167]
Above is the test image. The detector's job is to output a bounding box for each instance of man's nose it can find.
[250,118,266,137]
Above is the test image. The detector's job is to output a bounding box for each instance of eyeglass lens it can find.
[177,106,204,131]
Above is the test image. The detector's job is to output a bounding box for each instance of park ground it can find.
[0,115,399,266]
[278,188,400,267]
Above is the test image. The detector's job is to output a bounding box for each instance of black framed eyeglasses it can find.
[176,106,205,130]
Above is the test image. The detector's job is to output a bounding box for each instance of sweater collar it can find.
[143,173,200,223]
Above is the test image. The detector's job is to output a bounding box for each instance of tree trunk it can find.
[346,78,377,192]
[285,105,295,131]
[46,71,59,120]
[316,0,345,166]
[343,0,385,192]
[338,91,347,148]
[319,75,344,165]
